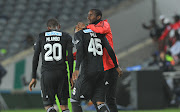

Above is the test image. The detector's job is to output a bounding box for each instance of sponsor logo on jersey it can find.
[83,29,94,33]
[45,31,62,36]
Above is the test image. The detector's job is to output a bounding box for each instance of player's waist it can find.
[41,64,66,70]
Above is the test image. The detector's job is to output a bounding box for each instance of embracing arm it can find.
[67,35,74,78]
[86,20,110,34]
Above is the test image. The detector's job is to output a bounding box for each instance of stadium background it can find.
[0,0,180,112]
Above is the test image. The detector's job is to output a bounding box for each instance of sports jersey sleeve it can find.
[86,20,110,34]
[102,37,118,68]
[74,31,84,70]
[32,34,41,79]
[66,34,74,78]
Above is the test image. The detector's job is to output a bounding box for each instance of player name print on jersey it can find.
[46,37,60,42]
[90,32,97,37]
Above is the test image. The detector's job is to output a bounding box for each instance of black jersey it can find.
[32,30,73,78]
[74,29,118,73]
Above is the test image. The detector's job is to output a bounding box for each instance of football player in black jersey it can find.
[70,25,121,112]
[29,18,73,112]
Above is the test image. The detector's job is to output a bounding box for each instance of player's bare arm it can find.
[29,78,37,91]
[72,70,79,81]
[116,67,123,77]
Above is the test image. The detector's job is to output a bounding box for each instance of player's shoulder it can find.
[37,31,46,41]
[74,29,85,39]
[98,19,110,26]
[39,31,45,37]
[61,31,70,36]
[38,30,51,38]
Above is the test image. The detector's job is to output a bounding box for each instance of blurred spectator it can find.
[0,64,7,85]
[169,15,180,39]
[158,18,172,52]
[0,15,8,25]
[158,51,175,71]
[142,19,162,41]
[0,49,7,56]
[148,14,180,69]
[170,30,180,64]
[23,34,34,49]
[0,49,7,61]
[159,15,166,31]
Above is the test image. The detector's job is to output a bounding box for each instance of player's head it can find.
[47,18,60,30]
[173,14,180,23]
[87,9,102,24]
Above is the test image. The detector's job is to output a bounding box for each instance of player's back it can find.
[74,29,105,73]
[38,30,72,71]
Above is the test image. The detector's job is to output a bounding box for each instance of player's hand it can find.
[74,25,81,33]
[116,67,123,77]
[29,78,37,91]
[72,70,79,81]
[74,22,86,33]
[77,22,86,29]
[70,78,74,89]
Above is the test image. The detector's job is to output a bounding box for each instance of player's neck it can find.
[92,19,102,25]
[49,29,59,31]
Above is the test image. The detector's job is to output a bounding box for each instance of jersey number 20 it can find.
[44,43,62,61]
[88,38,103,56]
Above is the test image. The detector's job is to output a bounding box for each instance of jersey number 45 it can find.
[44,43,62,61]
[88,38,103,56]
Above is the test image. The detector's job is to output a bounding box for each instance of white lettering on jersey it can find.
[46,37,60,42]
[90,32,97,37]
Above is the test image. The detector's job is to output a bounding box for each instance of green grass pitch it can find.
[1,108,180,112]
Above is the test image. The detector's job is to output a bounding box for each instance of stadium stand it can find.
[0,0,123,61]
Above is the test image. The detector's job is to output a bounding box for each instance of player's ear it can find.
[47,27,51,30]
[58,24,61,30]
[97,15,101,20]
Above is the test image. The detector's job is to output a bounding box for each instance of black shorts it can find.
[104,68,118,90]
[71,71,105,102]
[41,70,69,106]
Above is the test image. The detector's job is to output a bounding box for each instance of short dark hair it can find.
[47,18,59,28]
[90,9,102,18]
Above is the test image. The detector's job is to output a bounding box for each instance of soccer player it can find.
[29,18,73,112]
[77,9,123,112]
[70,23,121,112]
